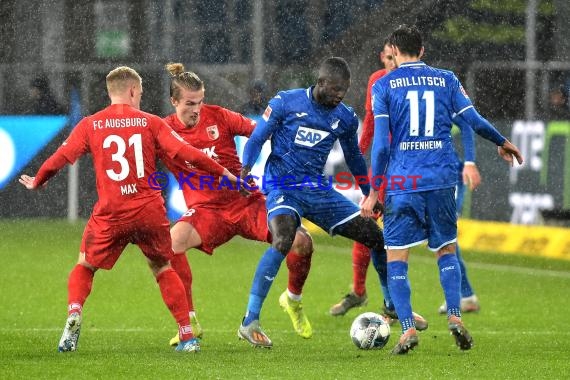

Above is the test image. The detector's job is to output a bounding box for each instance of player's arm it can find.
[453,117,481,190]
[456,107,523,166]
[156,119,237,182]
[20,119,89,190]
[19,153,69,189]
[225,108,257,138]
[362,83,390,218]
[241,96,283,176]
[339,124,370,197]
[452,75,523,165]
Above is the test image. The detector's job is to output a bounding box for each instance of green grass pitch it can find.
[1,219,570,379]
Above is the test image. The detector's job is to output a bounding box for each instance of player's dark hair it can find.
[165,62,204,100]
[319,57,351,81]
[389,25,423,57]
[380,37,390,52]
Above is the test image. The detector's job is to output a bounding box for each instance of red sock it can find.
[352,242,370,297]
[156,268,193,341]
[286,252,312,296]
[67,264,94,315]
[170,253,194,312]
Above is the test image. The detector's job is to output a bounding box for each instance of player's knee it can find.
[272,234,295,255]
[170,221,200,252]
[149,257,170,278]
[77,253,97,272]
[291,230,313,256]
[437,243,456,258]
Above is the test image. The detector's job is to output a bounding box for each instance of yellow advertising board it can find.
[304,218,570,261]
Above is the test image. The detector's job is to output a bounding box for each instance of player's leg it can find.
[138,214,198,353]
[238,206,300,348]
[385,247,419,354]
[439,243,480,313]
[439,180,480,314]
[169,218,204,343]
[59,218,124,353]
[330,190,383,316]
[333,214,427,331]
[436,245,474,350]
[148,259,199,352]
[329,241,370,316]
[377,192,429,353]
[456,243,480,311]
[280,227,314,338]
[428,188,473,350]
[237,193,314,338]
[167,208,236,345]
[58,252,97,352]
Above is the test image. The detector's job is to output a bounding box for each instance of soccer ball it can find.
[350,312,390,349]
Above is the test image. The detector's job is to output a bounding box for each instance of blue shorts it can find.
[265,187,360,235]
[383,188,457,251]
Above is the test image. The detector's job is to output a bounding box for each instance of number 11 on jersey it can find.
[406,90,434,137]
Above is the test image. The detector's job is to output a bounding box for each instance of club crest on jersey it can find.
[295,126,330,147]
[331,119,340,130]
[206,125,219,140]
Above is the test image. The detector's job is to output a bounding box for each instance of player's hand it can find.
[222,169,251,196]
[239,165,257,192]
[19,174,38,190]
[360,191,381,219]
[240,166,252,181]
[462,163,481,191]
[359,194,384,218]
[498,140,524,166]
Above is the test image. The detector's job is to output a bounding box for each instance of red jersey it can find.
[161,104,256,207]
[35,104,224,223]
[359,68,387,154]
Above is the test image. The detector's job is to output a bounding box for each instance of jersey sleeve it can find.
[340,113,370,196]
[155,118,225,176]
[454,118,476,163]
[450,74,474,117]
[242,93,285,168]
[33,119,90,187]
[224,108,257,137]
[370,81,391,189]
[57,118,90,164]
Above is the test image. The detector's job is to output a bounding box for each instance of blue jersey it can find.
[243,86,369,194]
[372,61,473,194]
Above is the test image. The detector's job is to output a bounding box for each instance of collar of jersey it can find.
[306,85,335,111]
[398,61,426,68]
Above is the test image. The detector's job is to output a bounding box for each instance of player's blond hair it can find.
[106,66,142,95]
[165,62,204,100]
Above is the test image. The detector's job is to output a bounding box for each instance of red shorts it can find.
[81,203,173,270]
[177,192,271,254]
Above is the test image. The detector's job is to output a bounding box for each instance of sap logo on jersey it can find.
[295,126,330,147]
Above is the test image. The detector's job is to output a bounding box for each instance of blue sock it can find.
[438,253,462,318]
[243,247,285,326]
[370,248,393,309]
[456,244,474,297]
[387,261,414,332]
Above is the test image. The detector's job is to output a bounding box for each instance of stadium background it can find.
[1,0,569,259]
